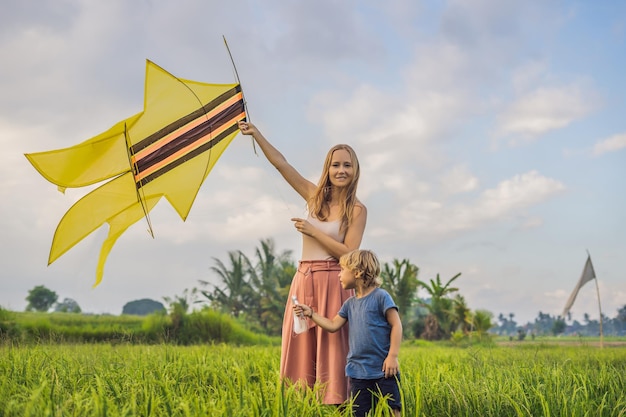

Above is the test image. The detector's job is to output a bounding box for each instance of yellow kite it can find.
[25,60,246,287]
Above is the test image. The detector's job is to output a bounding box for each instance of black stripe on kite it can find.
[133,98,243,175]
[130,85,242,154]
[136,122,240,188]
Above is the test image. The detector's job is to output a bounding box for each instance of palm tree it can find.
[380,259,419,323]
[163,287,199,314]
[199,250,254,318]
[162,288,200,336]
[247,238,294,335]
[452,294,472,334]
[472,309,494,336]
[417,272,462,340]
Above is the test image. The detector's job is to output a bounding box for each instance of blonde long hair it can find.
[308,144,360,233]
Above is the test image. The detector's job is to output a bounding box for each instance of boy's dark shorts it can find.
[349,375,401,417]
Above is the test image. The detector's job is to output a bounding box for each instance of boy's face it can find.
[339,265,357,289]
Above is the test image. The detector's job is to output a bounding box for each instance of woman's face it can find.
[328,149,354,188]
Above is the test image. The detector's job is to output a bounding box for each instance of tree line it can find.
[22,237,625,341]
[493,308,626,338]
[196,238,493,341]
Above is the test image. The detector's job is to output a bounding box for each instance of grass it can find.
[1,342,625,416]
[1,309,279,346]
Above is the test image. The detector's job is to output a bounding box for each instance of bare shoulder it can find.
[353,201,367,217]
[301,182,319,201]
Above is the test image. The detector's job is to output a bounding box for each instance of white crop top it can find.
[300,213,345,261]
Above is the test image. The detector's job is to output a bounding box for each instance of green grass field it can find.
[1,341,625,416]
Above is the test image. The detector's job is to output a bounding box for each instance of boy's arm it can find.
[382,307,402,378]
[295,304,347,333]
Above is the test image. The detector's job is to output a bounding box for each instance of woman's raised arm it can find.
[239,121,316,200]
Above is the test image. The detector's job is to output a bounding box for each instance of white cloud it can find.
[592,133,626,156]
[477,170,565,217]
[497,84,598,143]
[510,60,549,93]
[440,165,479,195]
[519,216,543,230]
[395,170,565,237]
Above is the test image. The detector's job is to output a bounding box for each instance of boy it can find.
[294,249,402,417]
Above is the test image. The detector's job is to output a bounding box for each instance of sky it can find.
[1,0,624,325]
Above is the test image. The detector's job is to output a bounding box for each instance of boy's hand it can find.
[382,355,399,378]
[293,303,312,318]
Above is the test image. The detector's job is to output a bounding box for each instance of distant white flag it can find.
[561,254,596,318]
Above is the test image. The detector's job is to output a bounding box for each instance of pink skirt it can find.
[280,259,354,404]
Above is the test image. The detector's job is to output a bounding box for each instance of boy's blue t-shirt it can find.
[338,287,398,379]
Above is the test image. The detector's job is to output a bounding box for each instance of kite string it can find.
[171,38,251,197]
[186,83,213,182]
[151,42,253,229]
[124,122,154,237]
[167,65,219,194]
[223,35,256,156]
[222,36,301,218]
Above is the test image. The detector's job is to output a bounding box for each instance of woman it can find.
[238,121,367,405]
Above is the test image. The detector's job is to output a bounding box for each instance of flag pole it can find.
[589,250,604,348]
[594,277,604,348]
[596,268,604,348]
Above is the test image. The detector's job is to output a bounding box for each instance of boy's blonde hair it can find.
[339,249,382,288]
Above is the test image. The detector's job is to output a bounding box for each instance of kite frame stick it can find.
[124,122,155,237]
[161,61,219,215]
[223,35,256,155]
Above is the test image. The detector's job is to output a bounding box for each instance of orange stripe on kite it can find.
[133,111,245,182]
[130,92,243,164]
